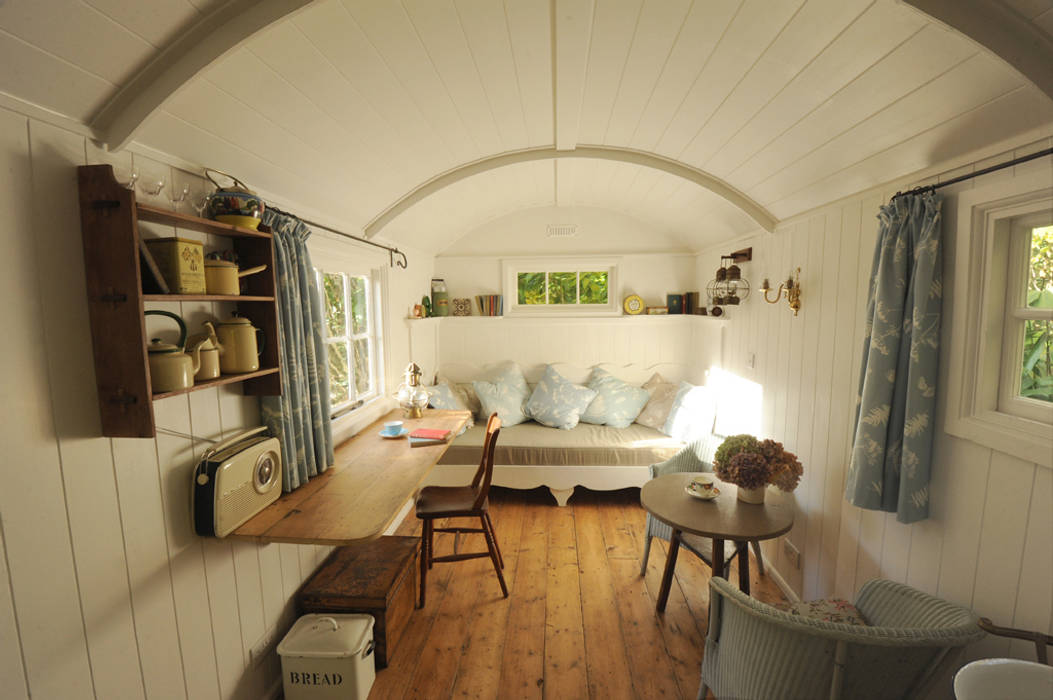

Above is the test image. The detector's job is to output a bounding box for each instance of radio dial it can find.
[254,452,278,493]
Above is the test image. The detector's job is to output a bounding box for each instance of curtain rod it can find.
[892,147,1053,201]
[267,205,408,269]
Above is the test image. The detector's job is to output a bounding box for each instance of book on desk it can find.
[408,427,452,448]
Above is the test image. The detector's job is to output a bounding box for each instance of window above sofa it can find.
[501,256,621,316]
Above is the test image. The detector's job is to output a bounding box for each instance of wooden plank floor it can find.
[369,487,788,700]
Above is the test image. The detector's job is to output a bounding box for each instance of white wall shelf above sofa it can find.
[411,314,729,324]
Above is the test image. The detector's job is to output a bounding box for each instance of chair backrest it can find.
[702,577,984,700]
[470,413,501,510]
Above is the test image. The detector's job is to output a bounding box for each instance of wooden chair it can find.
[415,413,507,607]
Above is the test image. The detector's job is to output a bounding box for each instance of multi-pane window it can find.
[945,179,1050,467]
[318,269,377,412]
[1001,221,1053,417]
[516,270,609,305]
[503,258,619,315]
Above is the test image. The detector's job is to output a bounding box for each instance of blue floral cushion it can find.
[426,381,474,429]
[524,365,598,430]
[662,381,716,440]
[580,368,651,428]
[473,361,530,426]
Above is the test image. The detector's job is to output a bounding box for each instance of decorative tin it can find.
[451,298,471,316]
[144,236,206,293]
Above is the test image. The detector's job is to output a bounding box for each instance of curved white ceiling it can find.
[2,0,1051,254]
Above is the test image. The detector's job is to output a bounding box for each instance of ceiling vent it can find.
[546,224,578,238]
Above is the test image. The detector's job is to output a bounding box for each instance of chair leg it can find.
[428,520,436,570]
[480,515,509,598]
[483,512,504,569]
[640,535,653,576]
[419,519,431,608]
[751,540,766,576]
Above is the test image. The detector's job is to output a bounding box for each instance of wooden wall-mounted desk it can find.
[229,409,470,546]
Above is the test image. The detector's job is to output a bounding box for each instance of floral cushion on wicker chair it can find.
[775,598,869,626]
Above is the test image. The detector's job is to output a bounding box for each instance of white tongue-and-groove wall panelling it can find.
[702,137,1053,677]
[0,106,339,700]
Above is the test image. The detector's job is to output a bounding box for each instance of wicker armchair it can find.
[699,577,986,700]
[640,436,765,577]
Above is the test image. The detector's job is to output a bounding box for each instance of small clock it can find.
[623,294,644,315]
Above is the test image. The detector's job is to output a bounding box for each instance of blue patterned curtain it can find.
[260,210,334,491]
[845,193,942,523]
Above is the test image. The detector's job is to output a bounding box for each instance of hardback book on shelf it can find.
[475,294,503,316]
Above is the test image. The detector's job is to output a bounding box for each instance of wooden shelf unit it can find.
[77,164,281,438]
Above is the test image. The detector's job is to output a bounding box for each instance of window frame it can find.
[944,172,1052,468]
[501,256,621,316]
[317,269,377,412]
[998,214,1053,423]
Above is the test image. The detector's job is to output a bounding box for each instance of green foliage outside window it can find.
[327,341,350,405]
[518,272,546,304]
[516,270,608,306]
[1022,226,1052,402]
[579,271,608,304]
[548,272,577,304]
[349,275,367,334]
[320,269,373,407]
[323,272,346,337]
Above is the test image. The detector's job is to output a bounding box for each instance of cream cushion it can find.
[635,373,678,431]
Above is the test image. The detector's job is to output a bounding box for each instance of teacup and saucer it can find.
[685,474,720,500]
[379,420,408,439]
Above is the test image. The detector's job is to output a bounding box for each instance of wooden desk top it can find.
[640,472,794,542]
[229,408,470,546]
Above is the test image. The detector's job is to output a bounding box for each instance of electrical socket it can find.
[783,538,801,570]
[249,627,280,668]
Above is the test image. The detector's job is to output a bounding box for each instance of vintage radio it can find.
[193,426,282,538]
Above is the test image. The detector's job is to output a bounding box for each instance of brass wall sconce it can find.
[760,268,802,316]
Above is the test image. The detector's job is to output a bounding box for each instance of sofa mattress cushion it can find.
[439,421,682,467]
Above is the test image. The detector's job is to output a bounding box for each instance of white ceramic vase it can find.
[737,485,766,504]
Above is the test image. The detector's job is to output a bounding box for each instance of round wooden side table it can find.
[641,472,794,612]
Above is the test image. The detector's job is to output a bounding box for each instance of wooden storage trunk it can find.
[297,536,419,669]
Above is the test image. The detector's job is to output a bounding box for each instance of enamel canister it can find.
[278,614,375,700]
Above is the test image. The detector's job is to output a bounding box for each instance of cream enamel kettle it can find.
[205,314,264,374]
[145,310,201,392]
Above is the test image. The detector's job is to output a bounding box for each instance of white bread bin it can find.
[277,614,375,700]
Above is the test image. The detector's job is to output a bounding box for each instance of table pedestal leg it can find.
[737,541,750,595]
[656,529,682,612]
[711,537,725,580]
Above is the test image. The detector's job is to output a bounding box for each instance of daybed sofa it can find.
[423,361,711,505]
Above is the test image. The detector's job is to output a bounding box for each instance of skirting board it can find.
[765,561,801,604]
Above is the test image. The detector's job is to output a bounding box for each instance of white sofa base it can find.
[422,464,653,506]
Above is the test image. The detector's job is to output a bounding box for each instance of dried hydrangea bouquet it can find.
[712,434,803,504]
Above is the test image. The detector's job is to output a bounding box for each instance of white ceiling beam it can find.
[903,0,1053,101]
[554,0,595,150]
[363,145,778,237]
[91,0,316,152]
